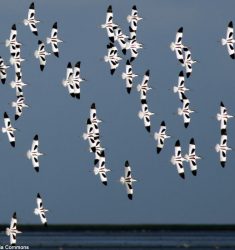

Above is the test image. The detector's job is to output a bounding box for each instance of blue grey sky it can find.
[0,0,235,225]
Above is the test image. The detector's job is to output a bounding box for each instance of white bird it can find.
[10,72,27,97]
[83,118,99,153]
[183,48,197,78]
[0,56,9,84]
[101,5,118,43]
[71,61,86,99]
[23,2,40,36]
[173,71,189,102]
[122,59,138,94]
[137,70,151,100]
[127,5,143,32]
[215,129,231,168]
[47,22,63,57]
[178,93,194,128]
[34,40,51,71]
[93,141,105,165]
[27,134,44,172]
[184,138,201,176]
[12,94,29,120]
[62,62,75,97]
[221,21,235,59]
[138,99,154,133]
[90,103,101,136]
[10,45,25,74]
[171,140,186,179]
[34,193,48,226]
[170,27,186,64]
[93,150,110,186]
[104,43,122,75]
[5,24,21,57]
[2,112,16,147]
[120,160,137,200]
[154,121,171,154]
[217,101,233,131]
[6,212,22,246]
[114,26,128,55]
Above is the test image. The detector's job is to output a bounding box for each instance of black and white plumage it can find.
[90,103,101,136]
[101,5,118,43]
[154,121,171,154]
[34,193,48,226]
[173,71,189,102]
[12,95,28,120]
[138,99,154,133]
[34,40,51,71]
[0,56,9,84]
[217,102,233,131]
[83,118,99,153]
[5,24,21,57]
[104,43,122,75]
[137,70,151,100]
[127,5,142,32]
[171,140,186,179]
[120,161,137,200]
[177,93,194,128]
[71,61,86,99]
[215,129,231,168]
[5,212,22,246]
[2,112,16,147]
[62,62,75,97]
[47,22,63,57]
[114,26,128,55]
[27,134,43,172]
[122,60,138,94]
[93,151,110,186]
[221,21,235,59]
[23,2,40,36]
[10,45,25,74]
[183,48,197,78]
[184,138,201,176]
[10,72,27,97]
[170,27,186,64]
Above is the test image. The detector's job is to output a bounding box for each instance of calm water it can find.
[1,230,235,249]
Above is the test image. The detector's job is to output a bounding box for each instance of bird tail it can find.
[104,55,109,62]
[26,150,32,159]
[2,127,7,133]
[62,79,68,87]
[34,50,39,59]
[170,42,175,51]
[170,156,176,165]
[46,37,51,44]
[173,86,178,93]
[127,15,132,23]
[215,144,220,153]
[216,113,221,121]
[154,132,159,141]
[23,19,28,26]
[10,56,15,65]
[82,133,88,140]
[5,39,10,47]
[11,101,16,107]
[221,38,227,46]
[138,111,144,119]
[10,81,16,89]
[137,84,141,92]
[6,228,10,236]
[121,72,126,80]
[184,154,189,162]
[34,208,39,215]
[101,24,106,29]
[178,107,183,115]
[93,167,99,175]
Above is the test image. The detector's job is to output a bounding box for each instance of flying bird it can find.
[5,24,21,57]
[137,70,151,100]
[177,93,194,128]
[90,103,101,136]
[2,112,16,147]
[5,212,22,246]
[47,22,63,57]
[138,99,154,133]
[122,59,138,94]
[120,160,137,200]
[34,40,51,71]
[11,94,29,120]
[215,129,231,168]
[217,101,233,131]
[101,5,118,43]
[171,140,186,179]
[173,71,189,102]
[170,27,186,64]
[10,45,25,74]
[114,26,128,55]
[23,2,40,36]
[127,5,143,32]
[0,56,9,84]
[27,134,44,172]
[184,138,201,176]
[10,72,27,97]
[154,121,171,154]
[62,62,75,97]
[34,193,48,226]
[183,48,197,78]
[83,118,99,153]
[71,61,86,99]
[221,21,235,59]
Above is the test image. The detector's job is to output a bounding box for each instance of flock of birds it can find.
[0,2,234,246]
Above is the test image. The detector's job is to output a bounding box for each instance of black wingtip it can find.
[10,141,15,148]
[87,118,91,124]
[220,101,224,107]
[122,49,126,55]
[33,31,38,36]
[141,98,147,105]
[179,59,184,64]
[91,103,96,109]
[130,57,135,62]
[126,87,131,94]
[110,68,115,75]
[54,52,59,58]
[125,160,129,167]
[12,24,16,30]
[13,212,17,218]
[128,194,133,200]
[94,159,99,166]
[38,40,42,45]
[192,170,197,176]
[102,181,107,186]
[67,62,72,68]
[228,21,233,28]
[4,112,8,118]
[146,126,151,133]
[221,128,227,136]
[91,147,96,153]
[37,193,41,198]
[220,161,226,168]
[132,5,137,10]
[29,2,34,9]
[15,115,19,120]
[107,5,112,12]
[178,27,183,33]
[40,65,45,71]
[230,54,235,59]
[179,70,184,77]
[35,167,39,172]
[145,69,150,76]
[157,147,162,154]
[34,134,39,140]
[161,121,166,126]
[75,61,81,68]
[126,59,130,65]
[109,36,115,43]
[44,222,48,227]
[52,22,57,29]
[175,140,180,147]
[179,172,185,179]
[186,72,191,78]
[75,93,80,99]
[70,93,75,98]
[184,122,189,128]
[1,78,6,84]
[190,138,195,144]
